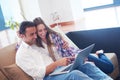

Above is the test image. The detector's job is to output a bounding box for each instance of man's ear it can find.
[16,31,22,38]
[20,34,25,38]
[16,31,24,38]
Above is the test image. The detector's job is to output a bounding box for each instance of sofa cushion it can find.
[0,64,33,80]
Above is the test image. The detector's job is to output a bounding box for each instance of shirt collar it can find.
[21,41,31,49]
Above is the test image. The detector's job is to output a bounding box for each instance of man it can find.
[16,21,113,80]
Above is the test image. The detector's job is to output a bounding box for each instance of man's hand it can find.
[56,57,69,66]
[56,57,75,66]
[46,57,75,75]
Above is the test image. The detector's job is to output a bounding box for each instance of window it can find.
[82,0,120,30]
[83,0,120,11]
[0,5,8,31]
[0,0,23,31]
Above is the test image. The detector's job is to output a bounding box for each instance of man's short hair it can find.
[19,21,35,34]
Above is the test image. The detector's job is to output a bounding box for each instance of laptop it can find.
[49,44,95,76]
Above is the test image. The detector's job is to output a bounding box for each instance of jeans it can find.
[88,53,114,74]
[44,63,113,80]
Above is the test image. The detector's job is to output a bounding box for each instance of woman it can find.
[33,17,114,74]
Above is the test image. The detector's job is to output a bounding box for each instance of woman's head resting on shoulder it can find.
[33,17,57,47]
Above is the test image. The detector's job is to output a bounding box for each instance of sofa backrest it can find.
[0,43,16,66]
[66,27,120,59]
[0,43,16,80]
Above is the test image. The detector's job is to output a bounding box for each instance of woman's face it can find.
[37,24,47,40]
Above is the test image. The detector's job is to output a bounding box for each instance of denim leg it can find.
[98,53,112,63]
[44,70,93,80]
[88,54,114,74]
[77,63,113,80]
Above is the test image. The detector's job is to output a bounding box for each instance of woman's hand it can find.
[62,40,69,49]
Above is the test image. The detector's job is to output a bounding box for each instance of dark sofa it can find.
[66,27,120,58]
[66,27,120,79]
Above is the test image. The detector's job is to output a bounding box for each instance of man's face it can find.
[22,27,37,45]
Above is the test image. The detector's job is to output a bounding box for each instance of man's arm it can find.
[45,57,74,75]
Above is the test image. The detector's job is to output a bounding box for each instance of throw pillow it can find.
[0,64,33,80]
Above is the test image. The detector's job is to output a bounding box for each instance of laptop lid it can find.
[69,43,95,71]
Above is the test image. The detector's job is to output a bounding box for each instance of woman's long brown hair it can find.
[33,17,57,48]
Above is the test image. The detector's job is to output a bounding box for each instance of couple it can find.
[16,17,113,80]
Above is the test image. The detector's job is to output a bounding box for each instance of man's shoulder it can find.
[31,44,42,51]
[16,42,31,53]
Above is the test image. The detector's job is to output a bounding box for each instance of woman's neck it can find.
[42,38,47,44]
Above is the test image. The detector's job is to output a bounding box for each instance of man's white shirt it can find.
[16,41,55,80]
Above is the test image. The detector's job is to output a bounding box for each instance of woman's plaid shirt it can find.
[51,33,81,57]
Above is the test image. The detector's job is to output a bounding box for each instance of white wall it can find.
[20,0,42,21]
[37,0,52,25]
[50,0,74,21]
[70,0,84,21]
[1,0,84,25]
[20,0,83,25]
[37,0,74,25]
[9,0,84,25]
